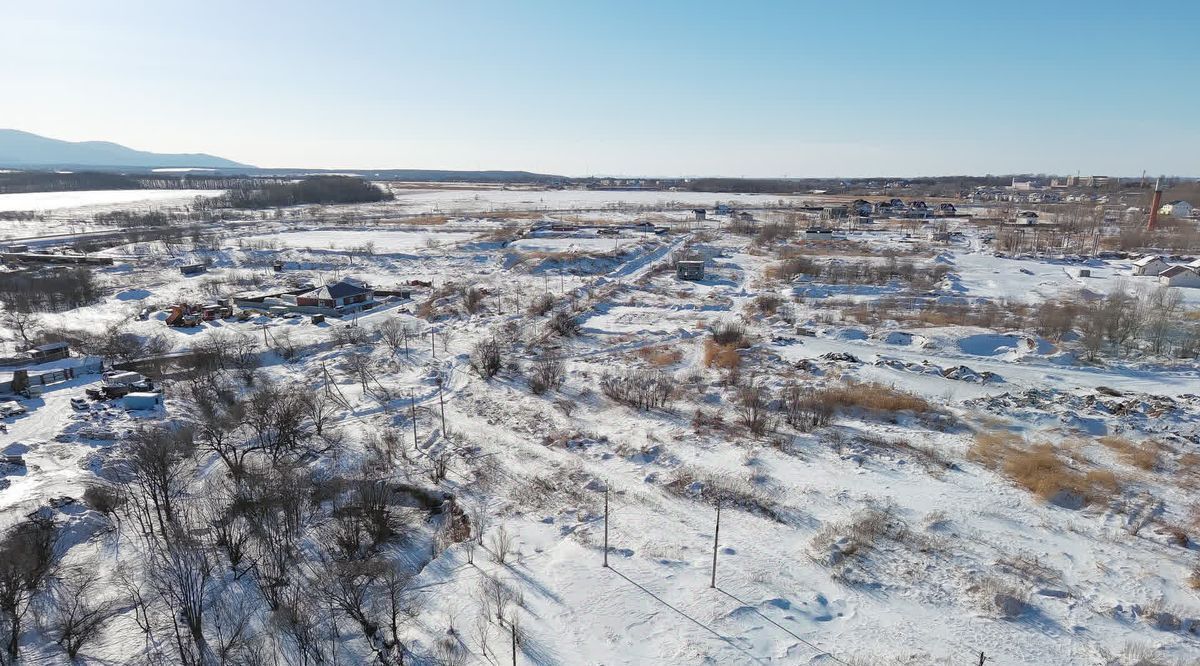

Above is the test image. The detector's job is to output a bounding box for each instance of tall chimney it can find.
[1147,178,1163,231]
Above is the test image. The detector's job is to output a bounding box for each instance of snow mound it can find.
[833,328,868,341]
[874,331,927,347]
[957,333,1053,358]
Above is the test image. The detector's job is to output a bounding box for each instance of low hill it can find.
[0,129,251,169]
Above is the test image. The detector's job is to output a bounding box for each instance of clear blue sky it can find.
[1,0,1196,177]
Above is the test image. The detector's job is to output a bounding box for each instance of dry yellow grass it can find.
[970,433,1122,506]
[637,345,683,367]
[703,339,741,369]
[968,430,1023,467]
[813,382,934,414]
[1099,436,1162,471]
[389,214,450,226]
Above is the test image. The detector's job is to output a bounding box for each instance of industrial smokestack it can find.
[1147,177,1163,231]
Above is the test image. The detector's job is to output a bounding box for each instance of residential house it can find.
[1132,255,1170,276]
[296,279,374,311]
[1159,265,1200,288]
[1015,211,1039,225]
[937,203,957,215]
[1159,200,1194,218]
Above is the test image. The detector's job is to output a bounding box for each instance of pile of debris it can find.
[963,388,1196,434]
[873,357,1002,384]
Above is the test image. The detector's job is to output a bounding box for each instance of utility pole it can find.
[603,487,609,568]
[410,391,418,451]
[510,619,517,666]
[430,330,436,359]
[978,652,988,666]
[710,501,721,588]
[438,382,447,435]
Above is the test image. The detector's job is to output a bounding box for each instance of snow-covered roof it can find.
[1159,265,1195,278]
[1132,255,1164,266]
[303,280,373,301]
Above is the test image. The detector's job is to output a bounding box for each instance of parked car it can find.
[70,397,89,410]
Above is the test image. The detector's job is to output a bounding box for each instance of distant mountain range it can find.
[0,129,251,169]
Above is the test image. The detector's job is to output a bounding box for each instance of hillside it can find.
[0,129,250,169]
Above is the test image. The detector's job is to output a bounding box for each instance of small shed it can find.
[123,392,163,410]
[28,342,70,363]
[180,263,207,276]
[692,209,706,221]
[676,260,705,281]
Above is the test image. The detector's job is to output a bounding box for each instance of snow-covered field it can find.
[0,189,220,213]
[383,186,809,214]
[236,229,482,253]
[0,189,224,240]
[1,194,1198,665]
[508,236,645,252]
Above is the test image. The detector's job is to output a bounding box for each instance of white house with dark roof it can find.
[1159,265,1200,288]
[296,279,374,311]
[1132,255,1169,276]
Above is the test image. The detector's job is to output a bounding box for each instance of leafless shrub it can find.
[664,467,783,522]
[782,383,833,431]
[82,484,125,518]
[600,369,673,410]
[751,293,783,316]
[529,356,566,395]
[330,323,368,347]
[528,293,556,316]
[974,577,1030,619]
[547,310,582,337]
[737,384,773,436]
[709,320,747,346]
[470,338,503,379]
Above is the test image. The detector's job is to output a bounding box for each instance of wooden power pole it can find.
[710,502,721,588]
[603,487,609,568]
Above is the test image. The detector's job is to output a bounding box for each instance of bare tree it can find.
[344,352,374,393]
[375,318,410,355]
[123,426,196,538]
[0,311,38,349]
[45,567,119,660]
[489,526,514,565]
[0,517,59,661]
[146,537,214,665]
